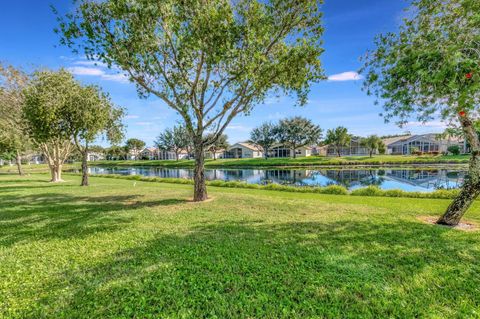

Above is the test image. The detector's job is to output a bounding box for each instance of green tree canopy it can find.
[205,133,228,160]
[155,125,190,161]
[125,138,146,160]
[250,122,278,159]
[275,117,322,158]
[56,0,325,201]
[360,135,386,157]
[324,127,351,157]
[0,64,33,175]
[361,0,480,226]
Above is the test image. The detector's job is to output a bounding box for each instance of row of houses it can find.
[125,133,467,161]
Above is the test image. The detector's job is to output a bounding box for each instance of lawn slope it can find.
[1,174,479,318]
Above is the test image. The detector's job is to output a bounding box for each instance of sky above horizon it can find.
[0,0,447,147]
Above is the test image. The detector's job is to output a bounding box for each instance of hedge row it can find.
[67,173,461,200]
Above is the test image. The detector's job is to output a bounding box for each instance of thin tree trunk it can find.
[293,148,297,158]
[81,150,89,186]
[16,151,24,176]
[437,115,480,226]
[213,150,217,160]
[193,142,208,201]
[176,152,179,161]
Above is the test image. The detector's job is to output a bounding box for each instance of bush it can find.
[351,186,383,197]
[447,145,460,155]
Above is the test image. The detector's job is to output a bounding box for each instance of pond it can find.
[87,166,467,192]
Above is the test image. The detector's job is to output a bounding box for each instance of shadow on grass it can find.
[0,192,187,247]
[18,219,480,318]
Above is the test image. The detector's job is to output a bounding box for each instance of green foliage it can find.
[204,133,228,159]
[360,135,386,157]
[361,0,480,124]
[448,145,461,156]
[155,125,191,160]
[324,126,351,156]
[125,138,145,159]
[250,122,277,159]
[275,117,322,157]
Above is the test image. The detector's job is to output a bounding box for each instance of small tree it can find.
[325,127,351,157]
[205,133,228,160]
[275,117,322,158]
[360,135,385,157]
[106,145,127,160]
[23,70,78,182]
[68,84,124,186]
[361,0,480,226]
[448,145,461,156]
[155,125,190,161]
[125,138,145,160]
[250,122,278,159]
[0,64,33,176]
[57,0,325,201]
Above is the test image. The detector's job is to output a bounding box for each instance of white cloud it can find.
[67,66,128,83]
[226,124,251,132]
[125,115,140,119]
[327,71,363,82]
[73,60,108,68]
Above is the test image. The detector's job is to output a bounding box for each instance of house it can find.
[224,143,263,158]
[205,149,225,160]
[158,149,189,160]
[269,144,313,158]
[326,137,370,156]
[87,152,104,162]
[385,134,466,155]
[140,147,159,160]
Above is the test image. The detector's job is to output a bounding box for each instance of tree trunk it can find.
[264,148,268,160]
[370,150,373,158]
[293,148,297,158]
[213,150,217,160]
[81,150,89,186]
[16,151,24,176]
[176,152,179,161]
[193,143,208,201]
[50,164,63,182]
[437,115,480,226]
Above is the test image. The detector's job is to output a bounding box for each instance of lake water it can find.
[88,166,467,192]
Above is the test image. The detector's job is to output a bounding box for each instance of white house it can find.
[224,143,263,158]
[140,147,159,160]
[386,134,466,155]
[270,144,313,158]
[158,149,189,160]
[205,149,226,160]
[87,152,104,162]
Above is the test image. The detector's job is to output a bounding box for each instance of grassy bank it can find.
[93,154,470,168]
[1,174,480,318]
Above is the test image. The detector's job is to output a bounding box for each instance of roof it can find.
[142,147,158,153]
[229,142,262,151]
[382,135,411,146]
[387,134,465,146]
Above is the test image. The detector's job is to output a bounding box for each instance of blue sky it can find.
[0,0,446,147]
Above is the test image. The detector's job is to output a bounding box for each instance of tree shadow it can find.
[20,219,480,318]
[0,192,187,247]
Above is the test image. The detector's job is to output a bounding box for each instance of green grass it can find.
[94,154,470,168]
[1,174,480,318]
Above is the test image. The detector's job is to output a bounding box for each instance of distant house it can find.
[224,143,263,159]
[326,137,370,156]
[158,149,189,160]
[87,152,104,162]
[270,144,313,158]
[385,134,466,155]
[140,147,159,160]
[205,149,225,160]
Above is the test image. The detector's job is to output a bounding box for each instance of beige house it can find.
[140,147,159,160]
[205,149,225,160]
[225,143,263,158]
[386,134,466,155]
[270,144,313,158]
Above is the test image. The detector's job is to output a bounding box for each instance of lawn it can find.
[94,154,470,168]
[1,174,480,318]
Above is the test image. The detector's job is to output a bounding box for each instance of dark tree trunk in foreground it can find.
[16,151,24,176]
[193,143,208,201]
[81,150,89,186]
[437,115,480,226]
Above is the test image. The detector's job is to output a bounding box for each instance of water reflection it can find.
[88,166,466,192]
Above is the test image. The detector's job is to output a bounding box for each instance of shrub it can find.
[351,186,383,197]
[447,145,460,155]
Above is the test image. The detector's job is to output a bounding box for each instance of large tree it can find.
[68,84,124,186]
[125,138,145,160]
[324,127,351,157]
[0,64,33,176]
[250,122,278,159]
[361,0,480,226]
[275,117,322,158]
[155,125,190,161]
[23,70,77,182]
[56,0,325,201]
[360,135,386,157]
[205,133,228,160]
